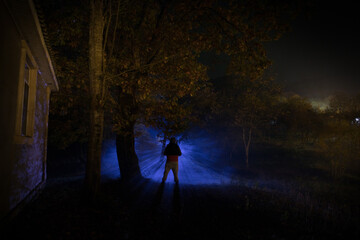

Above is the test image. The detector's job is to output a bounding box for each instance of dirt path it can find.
[1,176,358,240]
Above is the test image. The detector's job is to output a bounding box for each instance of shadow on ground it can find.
[1,173,358,240]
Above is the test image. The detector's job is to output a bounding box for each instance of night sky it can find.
[266,0,360,101]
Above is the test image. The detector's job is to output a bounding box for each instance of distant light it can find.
[351,117,360,125]
[310,99,329,111]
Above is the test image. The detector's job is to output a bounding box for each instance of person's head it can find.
[170,137,176,144]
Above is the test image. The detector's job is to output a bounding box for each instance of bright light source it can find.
[101,127,233,185]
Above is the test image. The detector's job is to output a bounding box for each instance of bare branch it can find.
[105,52,192,81]
[103,0,112,59]
[108,0,122,60]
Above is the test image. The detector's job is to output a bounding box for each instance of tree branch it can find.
[106,52,192,81]
[108,0,121,60]
[103,0,112,58]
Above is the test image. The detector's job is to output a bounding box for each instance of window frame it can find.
[14,40,38,144]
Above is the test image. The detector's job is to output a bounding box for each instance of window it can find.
[14,41,38,144]
[21,63,30,136]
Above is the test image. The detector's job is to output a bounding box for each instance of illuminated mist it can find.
[101,126,233,185]
[310,98,329,111]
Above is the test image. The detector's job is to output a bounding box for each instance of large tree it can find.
[86,0,106,195]
[40,0,120,195]
[104,0,300,178]
[40,0,302,188]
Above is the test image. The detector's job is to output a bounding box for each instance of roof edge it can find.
[29,0,59,91]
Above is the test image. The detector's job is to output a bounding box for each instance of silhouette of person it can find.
[162,137,182,183]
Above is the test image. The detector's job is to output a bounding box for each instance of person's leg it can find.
[172,162,179,183]
[162,163,171,182]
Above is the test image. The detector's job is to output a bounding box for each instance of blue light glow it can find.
[101,126,233,185]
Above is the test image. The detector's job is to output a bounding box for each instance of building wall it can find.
[0,0,22,220]
[10,74,49,210]
[0,0,50,220]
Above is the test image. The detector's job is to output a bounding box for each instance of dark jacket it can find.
[164,143,182,156]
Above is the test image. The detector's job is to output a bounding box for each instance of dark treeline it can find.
[211,89,360,179]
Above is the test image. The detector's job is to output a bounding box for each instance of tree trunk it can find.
[116,122,141,181]
[242,127,252,168]
[85,0,104,197]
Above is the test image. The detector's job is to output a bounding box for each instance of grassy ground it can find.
[1,144,359,240]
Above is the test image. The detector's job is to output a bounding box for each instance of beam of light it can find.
[100,127,304,195]
[100,126,234,185]
[101,139,120,180]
